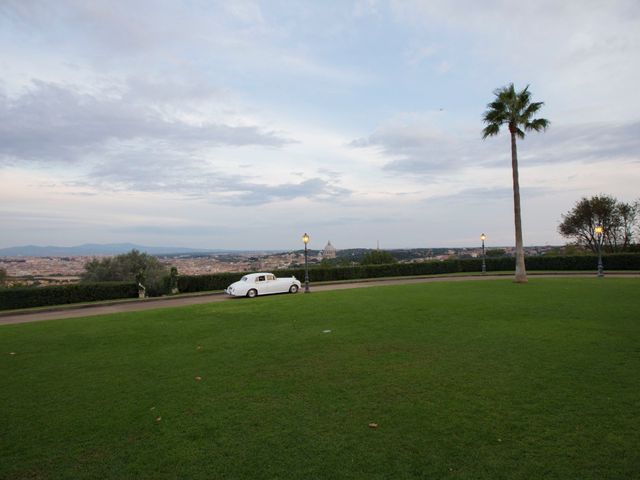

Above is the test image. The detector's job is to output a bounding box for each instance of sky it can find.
[1,0,639,251]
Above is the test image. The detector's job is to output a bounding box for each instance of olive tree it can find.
[82,249,171,296]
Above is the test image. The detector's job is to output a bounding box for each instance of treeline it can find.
[4,253,639,311]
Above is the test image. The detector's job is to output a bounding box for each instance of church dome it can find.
[322,240,337,259]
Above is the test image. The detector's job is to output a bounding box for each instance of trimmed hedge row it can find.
[1,254,638,310]
[177,272,244,293]
[176,253,640,294]
[522,253,640,270]
[0,282,138,311]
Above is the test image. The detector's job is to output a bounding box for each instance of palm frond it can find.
[483,109,507,124]
[496,88,515,107]
[487,100,506,113]
[526,118,550,132]
[492,84,512,97]
[482,123,501,139]
[521,101,544,120]
[516,85,531,112]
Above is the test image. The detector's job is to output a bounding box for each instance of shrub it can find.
[82,249,171,296]
[524,253,640,271]
[0,282,138,311]
[177,272,246,293]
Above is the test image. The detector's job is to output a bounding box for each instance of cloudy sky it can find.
[1,0,639,250]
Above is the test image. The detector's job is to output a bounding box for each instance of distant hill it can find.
[0,243,225,257]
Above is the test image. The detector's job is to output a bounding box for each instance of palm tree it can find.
[482,84,549,283]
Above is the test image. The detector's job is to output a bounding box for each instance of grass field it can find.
[1,278,639,479]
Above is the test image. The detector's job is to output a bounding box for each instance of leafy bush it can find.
[82,249,171,296]
[0,282,138,311]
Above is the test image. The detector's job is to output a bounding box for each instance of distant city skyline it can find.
[1,1,639,250]
[0,241,557,258]
[0,243,553,285]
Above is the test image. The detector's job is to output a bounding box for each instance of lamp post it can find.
[480,233,486,274]
[302,233,310,292]
[595,226,604,277]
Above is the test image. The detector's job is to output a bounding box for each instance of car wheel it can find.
[246,289,258,298]
[289,285,299,294]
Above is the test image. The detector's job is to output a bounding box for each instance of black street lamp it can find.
[302,233,310,292]
[595,225,604,277]
[480,233,486,274]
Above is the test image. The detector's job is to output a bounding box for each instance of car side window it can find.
[267,274,275,281]
[257,275,266,282]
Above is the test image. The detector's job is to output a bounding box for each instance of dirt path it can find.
[1,273,638,326]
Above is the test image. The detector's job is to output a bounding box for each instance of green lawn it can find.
[1,278,639,479]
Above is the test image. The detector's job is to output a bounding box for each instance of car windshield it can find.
[241,276,248,282]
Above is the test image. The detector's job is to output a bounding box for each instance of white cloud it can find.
[0,80,292,163]
[435,60,452,75]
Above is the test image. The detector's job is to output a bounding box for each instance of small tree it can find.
[360,250,397,265]
[0,267,7,287]
[558,195,638,252]
[82,249,170,296]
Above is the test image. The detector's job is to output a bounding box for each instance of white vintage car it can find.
[225,273,302,298]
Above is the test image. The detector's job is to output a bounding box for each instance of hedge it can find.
[176,272,244,293]
[2,254,638,310]
[0,282,138,311]
[176,253,640,294]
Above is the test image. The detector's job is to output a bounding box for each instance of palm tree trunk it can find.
[510,130,528,283]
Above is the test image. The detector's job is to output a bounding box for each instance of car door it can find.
[263,274,279,294]
[254,275,267,294]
